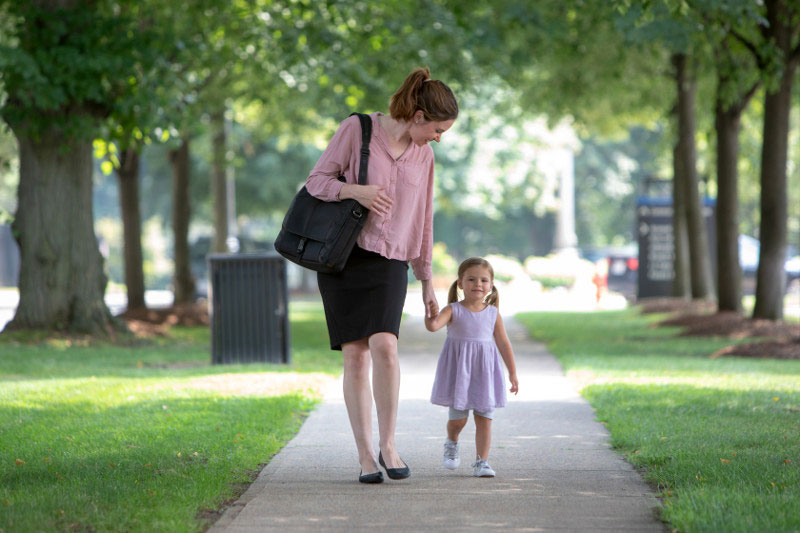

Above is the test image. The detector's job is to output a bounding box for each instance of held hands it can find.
[425,298,439,320]
[421,280,439,319]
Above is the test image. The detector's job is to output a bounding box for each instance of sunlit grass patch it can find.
[0,299,336,531]
[516,309,800,532]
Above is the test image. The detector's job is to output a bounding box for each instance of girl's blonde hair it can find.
[389,67,459,123]
[447,257,499,308]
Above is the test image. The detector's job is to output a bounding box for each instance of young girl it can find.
[425,257,519,477]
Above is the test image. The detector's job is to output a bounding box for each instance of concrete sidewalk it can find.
[209,315,664,532]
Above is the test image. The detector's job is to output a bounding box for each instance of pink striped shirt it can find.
[305,112,435,280]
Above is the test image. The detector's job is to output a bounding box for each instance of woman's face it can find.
[410,112,455,146]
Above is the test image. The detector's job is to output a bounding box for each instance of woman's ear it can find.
[413,109,425,124]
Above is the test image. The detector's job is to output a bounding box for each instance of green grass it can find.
[0,300,339,532]
[516,309,800,533]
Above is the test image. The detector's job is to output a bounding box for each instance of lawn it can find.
[516,308,800,532]
[0,300,339,532]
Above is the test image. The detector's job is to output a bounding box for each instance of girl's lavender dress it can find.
[430,302,507,412]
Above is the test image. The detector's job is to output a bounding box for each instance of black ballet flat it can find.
[378,451,411,480]
[359,469,384,484]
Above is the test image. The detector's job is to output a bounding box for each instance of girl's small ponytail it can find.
[486,285,500,309]
[447,280,460,304]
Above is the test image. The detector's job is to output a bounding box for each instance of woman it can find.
[305,67,458,483]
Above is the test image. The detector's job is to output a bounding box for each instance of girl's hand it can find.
[341,184,392,217]
[509,373,519,395]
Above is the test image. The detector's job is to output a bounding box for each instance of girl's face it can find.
[409,111,454,146]
[458,265,493,304]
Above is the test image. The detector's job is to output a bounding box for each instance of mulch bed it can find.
[636,297,800,360]
[119,301,210,338]
[710,337,800,360]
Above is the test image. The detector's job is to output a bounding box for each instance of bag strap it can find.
[350,112,372,186]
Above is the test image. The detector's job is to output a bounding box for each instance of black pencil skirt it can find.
[317,246,409,351]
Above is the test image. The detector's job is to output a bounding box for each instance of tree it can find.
[673,52,715,300]
[0,1,161,333]
[116,147,146,310]
[627,0,799,315]
[747,0,800,319]
[710,23,761,313]
[616,1,718,300]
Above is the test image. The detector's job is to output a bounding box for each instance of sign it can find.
[636,197,716,299]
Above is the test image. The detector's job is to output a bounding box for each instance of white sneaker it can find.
[442,439,460,469]
[472,456,495,477]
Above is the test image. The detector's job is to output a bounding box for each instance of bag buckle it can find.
[297,237,307,254]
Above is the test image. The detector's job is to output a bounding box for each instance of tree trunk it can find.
[116,147,146,311]
[169,138,195,305]
[714,105,743,313]
[7,128,117,334]
[672,141,691,299]
[211,108,229,254]
[674,53,715,300]
[753,0,796,319]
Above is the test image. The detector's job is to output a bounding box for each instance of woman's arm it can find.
[421,279,439,319]
[424,303,452,332]
[305,116,356,202]
[409,156,435,281]
[494,313,519,394]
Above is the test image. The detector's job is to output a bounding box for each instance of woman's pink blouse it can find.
[305,112,434,281]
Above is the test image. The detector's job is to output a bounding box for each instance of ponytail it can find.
[486,285,500,309]
[447,280,460,305]
[389,67,459,122]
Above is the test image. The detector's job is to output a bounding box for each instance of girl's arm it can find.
[494,313,519,394]
[424,304,453,332]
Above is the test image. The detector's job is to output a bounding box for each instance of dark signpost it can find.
[637,186,716,299]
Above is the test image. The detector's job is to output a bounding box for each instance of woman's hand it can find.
[421,279,439,319]
[340,184,393,217]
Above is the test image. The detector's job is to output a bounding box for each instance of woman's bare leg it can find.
[342,339,378,474]
[369,332,404,468]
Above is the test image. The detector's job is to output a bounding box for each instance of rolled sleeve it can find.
[305,116,358,201]
[409,157,435,281]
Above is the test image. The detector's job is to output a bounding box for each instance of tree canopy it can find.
[0,0,798,331]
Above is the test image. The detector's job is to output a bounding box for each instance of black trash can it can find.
[208,253,290,364]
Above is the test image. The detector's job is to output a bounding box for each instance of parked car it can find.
[740,234,799,293]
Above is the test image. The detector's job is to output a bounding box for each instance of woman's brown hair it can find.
[389,67,459,123]
[447,257,499,308]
